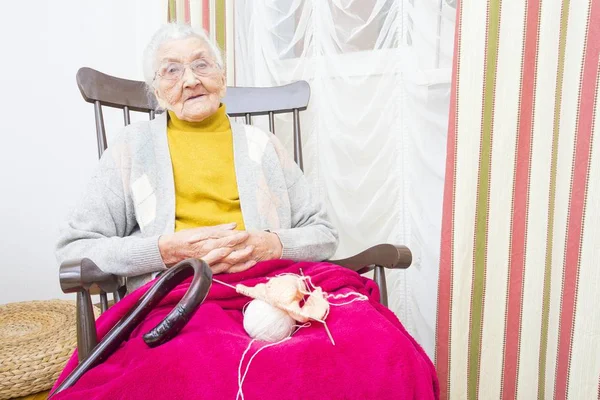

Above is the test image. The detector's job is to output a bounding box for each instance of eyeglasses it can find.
[156,58,220,81]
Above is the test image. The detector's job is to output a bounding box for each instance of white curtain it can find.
[234,0,455,358]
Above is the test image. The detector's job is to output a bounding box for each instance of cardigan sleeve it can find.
[267,134,339,261]
[55,131,167,278]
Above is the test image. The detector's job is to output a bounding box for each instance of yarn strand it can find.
[236,322,313,399]
[327,292,369,306]
[236,337,291,400]
[212,278,237,291]
[236,339,256,400]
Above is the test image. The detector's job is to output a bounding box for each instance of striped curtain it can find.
[167,0,235,85]
[435,0,600,399]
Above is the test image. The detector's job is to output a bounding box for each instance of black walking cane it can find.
[49,258,213,398]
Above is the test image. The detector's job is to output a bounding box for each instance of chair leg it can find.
[374,265,388,307]
[76,290,98,363]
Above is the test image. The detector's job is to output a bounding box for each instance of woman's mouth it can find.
[186,94,206,102]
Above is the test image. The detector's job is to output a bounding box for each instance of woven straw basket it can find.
[0,300,93,399]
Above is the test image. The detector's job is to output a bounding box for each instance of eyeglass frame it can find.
[153,57,223,83]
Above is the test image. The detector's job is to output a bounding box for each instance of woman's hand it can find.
[158,223,254,268]
[211,231,283,274]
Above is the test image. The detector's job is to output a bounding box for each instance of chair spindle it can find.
[123,106,131,126]
[373,266,388,307]
[268,111,275,134]
[93,101,107,159]
[292,109,304,171]
[99,292,109,313]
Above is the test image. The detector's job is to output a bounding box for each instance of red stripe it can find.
[554,1,600,398]
[501,1,540,398]
[202,0,210,32]
[184,0,191,24]
[435,1,462,399]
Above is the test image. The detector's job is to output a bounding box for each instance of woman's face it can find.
[154,36,226,122]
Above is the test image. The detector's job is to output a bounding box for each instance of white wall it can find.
[0,0,165,304]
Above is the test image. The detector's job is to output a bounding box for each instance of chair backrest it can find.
[76,67,310,170]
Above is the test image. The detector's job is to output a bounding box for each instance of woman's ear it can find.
[218,71,227,98]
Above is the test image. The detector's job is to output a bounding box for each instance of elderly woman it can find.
[53,24,437,399]
[56,26,337,292]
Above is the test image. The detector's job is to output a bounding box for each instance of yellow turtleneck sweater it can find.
[167,105,245,232]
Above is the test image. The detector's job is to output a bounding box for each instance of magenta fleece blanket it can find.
[52,260,439,399]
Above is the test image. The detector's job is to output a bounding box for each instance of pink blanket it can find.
[53,260,438,399]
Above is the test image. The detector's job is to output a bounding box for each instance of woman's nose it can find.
[182,66,199,88]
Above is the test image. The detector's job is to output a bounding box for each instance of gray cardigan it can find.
[56,114,338,291]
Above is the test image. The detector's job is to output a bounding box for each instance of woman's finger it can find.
[225,259,257,274]
[209,262,230,274]
[188,227,245,244]
[211,231,249,248]
[221,245,254,265]
[202,244,253,274]
[200,246,233,265]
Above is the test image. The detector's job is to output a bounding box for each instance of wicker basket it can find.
[0,300,92,399]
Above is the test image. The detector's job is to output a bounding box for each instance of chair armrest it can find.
[329,244,412,307]
[59,258,122,294]
[329,244,412,273]
[59,258,122,363]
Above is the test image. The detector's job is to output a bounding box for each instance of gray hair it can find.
[142,23,224,88]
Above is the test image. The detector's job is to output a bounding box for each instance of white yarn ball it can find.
[243,299,295,342]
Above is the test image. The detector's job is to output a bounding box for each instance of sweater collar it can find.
[167,104,230,132]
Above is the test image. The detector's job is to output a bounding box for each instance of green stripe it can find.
[538,1,570,398]
[215,0,226,53]
[168,0,176,22]
[468,1,502,399]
